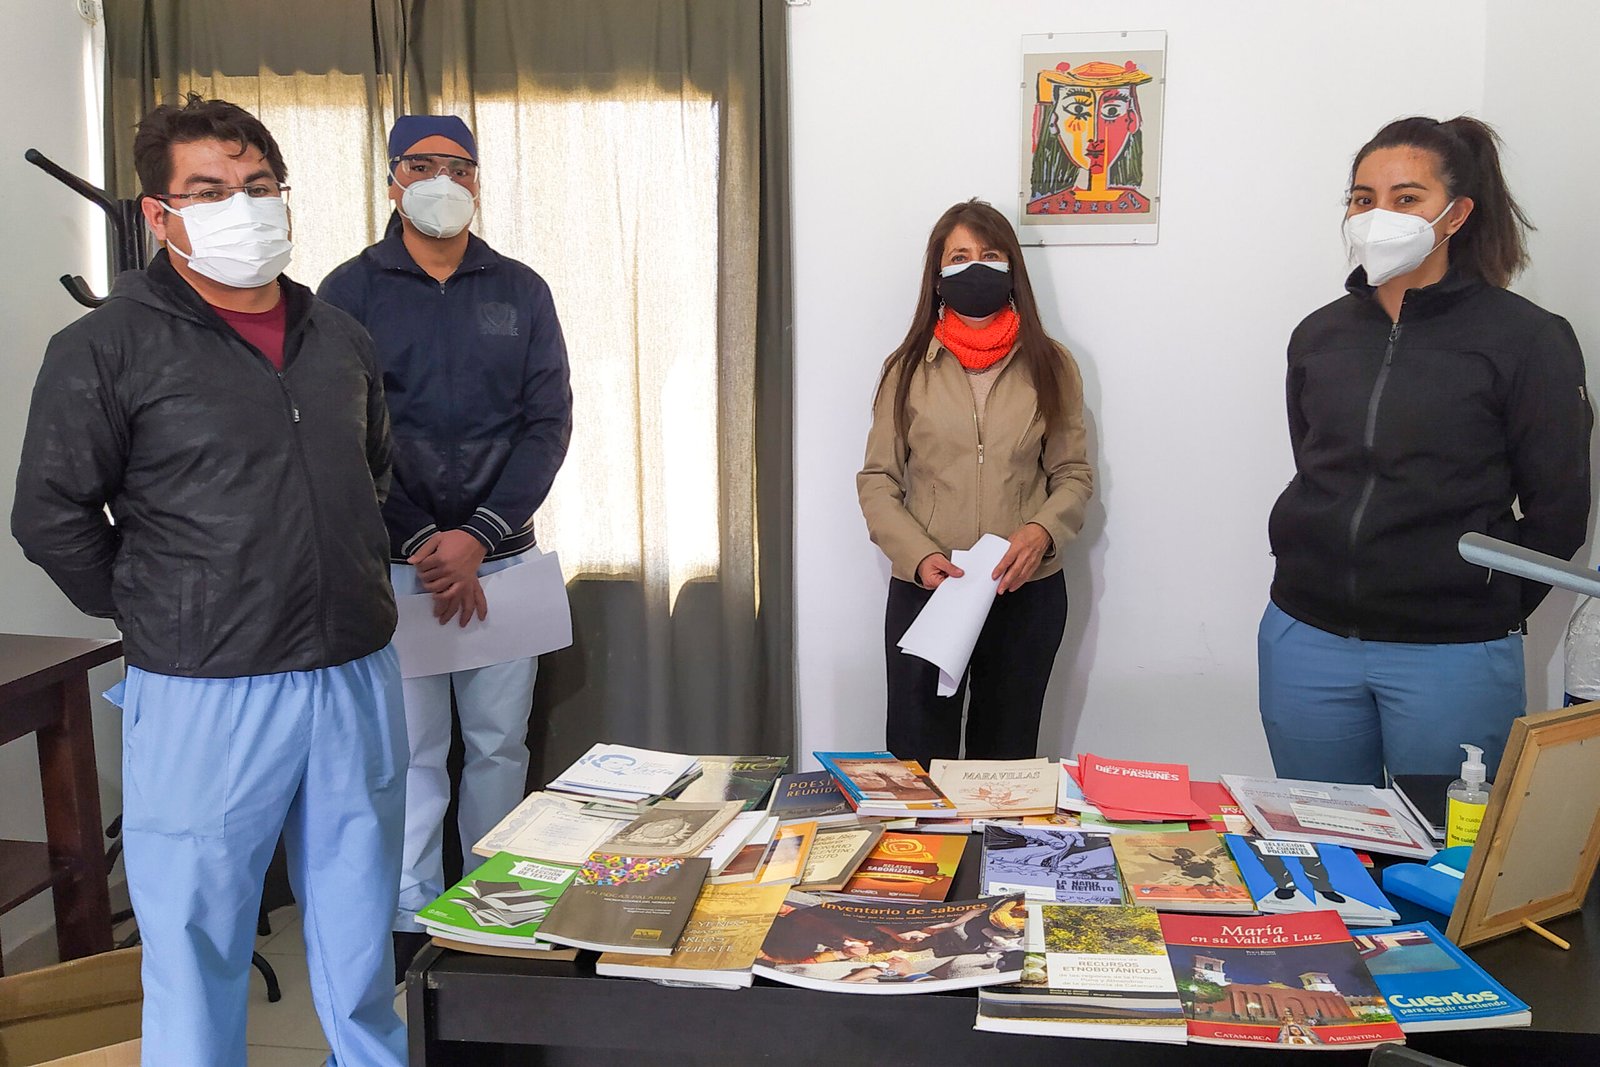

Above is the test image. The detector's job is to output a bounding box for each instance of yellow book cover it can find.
[596,883,789,984]
[755,820,818,884]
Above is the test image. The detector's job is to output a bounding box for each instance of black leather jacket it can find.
[12,252,397,677]
[1269,267,1592,643]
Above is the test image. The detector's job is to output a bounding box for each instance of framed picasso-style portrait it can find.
[1018,29,1167,246]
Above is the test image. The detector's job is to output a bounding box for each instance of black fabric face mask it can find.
[938,262,1013,317]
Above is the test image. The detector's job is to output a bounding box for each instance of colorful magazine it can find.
[1225,835,1400,926]
[837,832,967,901]
[754,892,1027,994]
[1160,911,1405,1049]
[980,826,1121,904]
[1350,922,1531,1032]
[1109,831,1255,913]
[976,903,1187,1043]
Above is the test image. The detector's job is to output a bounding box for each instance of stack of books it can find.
[546,744,703,810]
[416,852,581,959]
[814,751,962,819]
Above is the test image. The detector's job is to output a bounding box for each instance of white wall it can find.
[790,1,1499,775]
[1482,0,1600,702]
[0,0,122,964]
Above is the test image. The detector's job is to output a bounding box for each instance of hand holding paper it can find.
[897,533,1011,696]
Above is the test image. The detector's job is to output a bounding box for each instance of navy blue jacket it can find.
[319,219,572,561]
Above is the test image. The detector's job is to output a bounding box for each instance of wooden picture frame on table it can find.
[1447,701,1600,947]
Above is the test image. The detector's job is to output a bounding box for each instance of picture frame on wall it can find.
[1018,29,1167,246]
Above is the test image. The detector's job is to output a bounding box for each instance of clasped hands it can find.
[916,522,1052,595]
[409,529,488,627]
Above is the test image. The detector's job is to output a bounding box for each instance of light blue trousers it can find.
[114,647,408,1067]
[1257,601,1525,787]
[390,554,538,929]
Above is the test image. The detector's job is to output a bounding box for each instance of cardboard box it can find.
[0,949,141,1067]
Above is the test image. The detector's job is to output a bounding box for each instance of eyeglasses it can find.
[390,154,479,184]
[150,181,290,204]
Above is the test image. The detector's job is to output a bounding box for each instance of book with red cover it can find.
[1159,911,1405,1049]
[1189,781,1250,835]
[1073,754,1208,821]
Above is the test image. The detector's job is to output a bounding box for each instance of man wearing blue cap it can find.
[320,116,572,977]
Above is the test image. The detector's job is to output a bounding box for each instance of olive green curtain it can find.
[103,0,795,780]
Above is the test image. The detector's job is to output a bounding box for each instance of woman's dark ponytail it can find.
[1351,116,1532,287]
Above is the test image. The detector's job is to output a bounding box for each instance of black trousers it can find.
[884,570,1067,767]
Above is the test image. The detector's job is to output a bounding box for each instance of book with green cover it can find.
[536,853,712,955]
[416,852,579,950]
[596,882,789,988]
[675,755,790,811]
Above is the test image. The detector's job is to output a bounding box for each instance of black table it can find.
[407,845,1600,1066]
[0,634,121,975]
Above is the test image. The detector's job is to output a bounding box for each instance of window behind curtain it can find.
[182,76,725,596]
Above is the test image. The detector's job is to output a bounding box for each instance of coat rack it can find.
[25,148,146,308]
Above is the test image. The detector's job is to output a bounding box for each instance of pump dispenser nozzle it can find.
[1458,744,1486,785]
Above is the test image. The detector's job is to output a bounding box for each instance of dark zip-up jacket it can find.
[11,252,397,677]
[317,218,572,562]
[1269,266,1592,643]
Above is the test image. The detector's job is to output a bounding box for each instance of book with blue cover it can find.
[1225,834,1400,926]
[980,826,1121,904]
[1349,922,1531,1032]
[812,751,960,818]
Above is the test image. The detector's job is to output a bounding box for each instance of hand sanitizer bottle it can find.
[1445,744,1490,849]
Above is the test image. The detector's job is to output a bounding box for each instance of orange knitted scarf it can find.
[934,306,1020,371]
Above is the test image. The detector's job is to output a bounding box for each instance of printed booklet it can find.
[1222,774,1436,859]
[980,826,1121,904]
[754,892,1027,994]
[928,757,1057,817]
[1160,911,1406,1049]
[766,770,860,825]
[675,755,789,812]
[976,903,1187,1043]
[1073,754,1208,821]
[1350,922,1531,1032]
[547,744,701,807]
[837,832,967,901]
[597,882,790,989]
[1109,831,1255,913]
[1225,834,1400,926]
[536,853,711,955]
[813,752,960,818]
[416,852,578,950]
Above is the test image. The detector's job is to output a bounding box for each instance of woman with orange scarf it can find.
[857,200,1094,765]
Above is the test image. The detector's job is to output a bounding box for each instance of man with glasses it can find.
[320,115,572,980]
[12,94,407,1066]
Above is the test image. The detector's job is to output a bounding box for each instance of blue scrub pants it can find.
[115,647,408,1067]
[390,554,538,929]
[1257,601,1525,786]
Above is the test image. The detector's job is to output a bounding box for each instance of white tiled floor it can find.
[248,905,407,1066]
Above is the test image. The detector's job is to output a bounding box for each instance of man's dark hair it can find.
[133,92,288,196]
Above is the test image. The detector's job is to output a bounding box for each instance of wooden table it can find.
[0,633,122,974]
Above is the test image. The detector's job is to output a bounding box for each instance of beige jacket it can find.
[857,337,1094,584]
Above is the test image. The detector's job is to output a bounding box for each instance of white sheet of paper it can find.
[394,549,573,678]
[897,533,1010,696]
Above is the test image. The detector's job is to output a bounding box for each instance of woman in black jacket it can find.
[1261,116,1592,787]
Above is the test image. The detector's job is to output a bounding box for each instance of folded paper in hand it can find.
[394,549,573,678]
[897,533,1010,696]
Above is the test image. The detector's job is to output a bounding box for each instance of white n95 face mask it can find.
[399,174,477,238]
[1343,201,1455,286]
[163,193,293,289]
